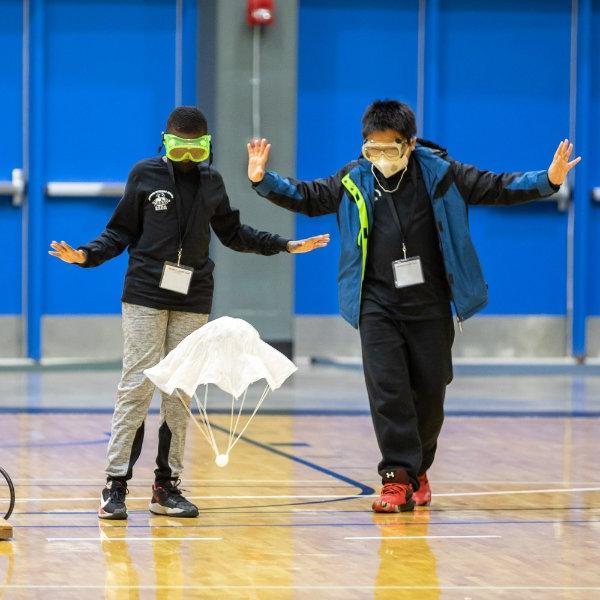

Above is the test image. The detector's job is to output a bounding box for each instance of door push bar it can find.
[45,181,126,197]
[0,169,25,206]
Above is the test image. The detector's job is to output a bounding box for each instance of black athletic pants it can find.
[359,311,455,489]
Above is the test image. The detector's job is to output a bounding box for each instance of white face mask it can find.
[362,140,410,178]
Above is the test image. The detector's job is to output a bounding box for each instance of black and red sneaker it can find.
[372,482,415,513]
[149,479,199,518]
[413,472,432,506]
[98,480,128,520]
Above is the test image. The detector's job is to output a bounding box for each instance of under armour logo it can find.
[385,471,395,479]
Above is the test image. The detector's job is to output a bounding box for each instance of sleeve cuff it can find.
[275,237,290,253]
[251,172,278,196]
[76,246,90,267]
[547,174,561,193]
[535,171,559,196]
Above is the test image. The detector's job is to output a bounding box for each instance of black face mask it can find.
[172,160,197,173]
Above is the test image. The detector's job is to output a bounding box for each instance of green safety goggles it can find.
[163,133,212,162]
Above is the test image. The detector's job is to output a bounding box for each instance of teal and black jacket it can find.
[253,142,559,329]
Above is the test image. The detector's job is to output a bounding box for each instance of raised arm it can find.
[453,139,581,206]
[210,172,329,255]
[247,138,347,217]
[49,165,143,268]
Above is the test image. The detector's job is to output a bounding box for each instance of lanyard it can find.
[379,163,418,260]
[166,160,203,265]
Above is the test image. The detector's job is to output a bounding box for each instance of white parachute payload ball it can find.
[215,453,229,468]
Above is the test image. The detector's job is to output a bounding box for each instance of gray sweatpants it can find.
[106,302,208,483]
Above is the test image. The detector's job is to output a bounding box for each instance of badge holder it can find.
[392,243,425,289]
[160,249,194,295]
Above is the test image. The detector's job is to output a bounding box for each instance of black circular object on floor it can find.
[0,467,15,521]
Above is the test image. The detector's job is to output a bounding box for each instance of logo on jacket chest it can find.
[148,190,174,211]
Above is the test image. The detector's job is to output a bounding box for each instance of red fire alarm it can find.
[247,0,275,26]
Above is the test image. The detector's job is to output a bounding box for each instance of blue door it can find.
[1,0,196,360]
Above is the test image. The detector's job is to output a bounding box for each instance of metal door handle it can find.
[45,181,126,197]
[548,185,570,212]
[0,169,25,206]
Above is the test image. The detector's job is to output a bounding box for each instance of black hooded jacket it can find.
[79,156,289,313]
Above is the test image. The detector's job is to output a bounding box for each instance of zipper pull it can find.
[402,243,407,260]
[177,248,182,266]
[456,316,463,333]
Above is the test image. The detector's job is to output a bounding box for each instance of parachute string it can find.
[227,388,248,454]
[177,390,218,455]
[197,386,220,456]
[191,389,218,454]
[228,384,271,453]
[228,391,236,451]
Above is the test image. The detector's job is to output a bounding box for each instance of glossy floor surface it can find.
[1,365,600,599]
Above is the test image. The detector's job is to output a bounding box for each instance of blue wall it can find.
[296,0,581,317]
[589,0,600,315]
[0,1,24,315]
[0,0,197,358]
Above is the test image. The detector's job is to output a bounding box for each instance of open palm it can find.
[48,241,86,264]
[247,138,271,183]
[548,139,581,186]
[287,234,330,254]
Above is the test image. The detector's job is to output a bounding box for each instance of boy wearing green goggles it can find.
[163,133,212,163]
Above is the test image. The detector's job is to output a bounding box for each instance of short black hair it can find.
[166,106,208,135]
[361,100,416,141]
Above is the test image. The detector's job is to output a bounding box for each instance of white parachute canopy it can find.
[144,317,297,467]
[144,316,297,399]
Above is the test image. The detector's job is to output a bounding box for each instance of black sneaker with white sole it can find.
[98,480,128,520]
[149,480,199,517]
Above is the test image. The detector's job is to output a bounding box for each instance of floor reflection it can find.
[0,539,14,600]
[374,510,439,599]
[99,521,140,600]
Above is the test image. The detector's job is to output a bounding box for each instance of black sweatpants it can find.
[359,311,455,489]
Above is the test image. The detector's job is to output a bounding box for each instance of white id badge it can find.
[159,261,194,295]
[392,256,425,289]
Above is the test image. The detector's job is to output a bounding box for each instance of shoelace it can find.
[109,483,128,503]
[381,483,411,497]
[159,479,184,496]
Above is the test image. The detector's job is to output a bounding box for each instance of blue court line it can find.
[210,421,374,497]
[270,442,311,447]
[1,407,600,418]
[311,357,600,377]
[0,436,110,449]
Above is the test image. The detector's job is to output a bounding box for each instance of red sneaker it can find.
[372,483,415,513]
[412,472,431,506]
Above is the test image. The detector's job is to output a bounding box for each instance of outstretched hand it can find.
[48,241,86,264]
[548,139,581,186]
[247,138,271,183]
[287,234,330,254]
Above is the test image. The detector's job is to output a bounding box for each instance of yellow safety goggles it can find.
[163,133,211,162]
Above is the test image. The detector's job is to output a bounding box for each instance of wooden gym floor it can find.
[1,365,600,599]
